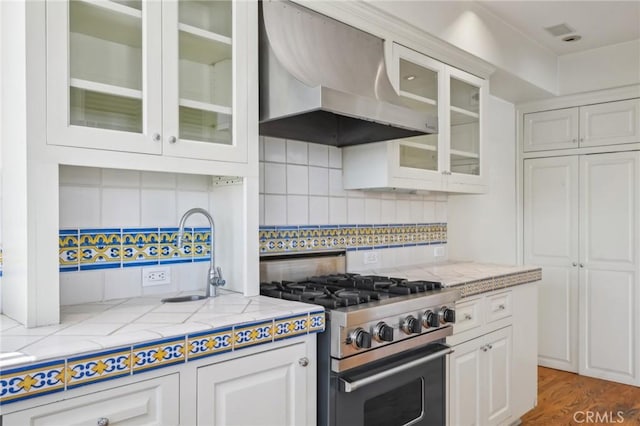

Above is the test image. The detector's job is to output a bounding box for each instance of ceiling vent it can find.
[544,23,576,37]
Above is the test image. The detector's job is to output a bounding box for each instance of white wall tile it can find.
[102,169,140,188]
[309,196,329,224]
[264,195,287,225]
[264,163,286,194]
[347,198,365,223]
[287,195,308,225]
[329,197,347,224]
[259,136,265,161]
[396,200,411,223]
[141,171,177,189]
[286,165,309,195]
[286,140,308,164]
[177,173,210,191]
[60,271,104,305]
[308,167,328,195]
[59,166,101,185]
[410,200,424,222]
[264,137,286,163]
[177,191,211,226]
[258,162,265,194]
[423,201,436,222]
[259,194,265,226]
[308,143,329,167]
[329,169,346,197]
[175,262,208,292]
[364,198,381,224]
[59,186,101,228]
[435,201,448,222]
[329,146,342,169]
[380,200,396,223]
[104,268,142,300]
[141,189,177,226]
[101,188,140,227]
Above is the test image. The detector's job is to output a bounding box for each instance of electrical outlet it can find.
[364,251,379,264]
[434,246,445,257]
[142,266,171,286]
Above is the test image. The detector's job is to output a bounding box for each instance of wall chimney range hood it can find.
[259,0,437,147]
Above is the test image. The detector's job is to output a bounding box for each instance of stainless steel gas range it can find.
[260,252,460,426]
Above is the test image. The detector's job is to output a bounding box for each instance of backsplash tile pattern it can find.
[59,227,211,272]
[0,309,325,405]
[259,223,447,255]
[0,247,3,277]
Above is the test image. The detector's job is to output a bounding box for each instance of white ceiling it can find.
[478,1,640,55]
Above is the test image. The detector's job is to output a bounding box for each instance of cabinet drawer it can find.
[3,374,179,426]
[453,297,482,334]
[486,291,512,323]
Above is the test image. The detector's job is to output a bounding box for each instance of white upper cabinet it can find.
[343,43,488,194]
[47,0,252,163]
[523,98,640,152]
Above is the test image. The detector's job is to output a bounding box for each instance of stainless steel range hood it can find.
[259,0,437,147]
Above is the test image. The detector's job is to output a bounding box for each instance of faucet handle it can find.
[215,266,226,287]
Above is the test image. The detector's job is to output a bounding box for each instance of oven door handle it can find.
[340,346,454,393]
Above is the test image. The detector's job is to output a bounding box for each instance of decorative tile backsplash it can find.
[0,247,3,277]
[259,223,447,255]
[59,227,211,272]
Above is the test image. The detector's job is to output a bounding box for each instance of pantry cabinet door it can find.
[197,343,308,426]
[524,156,580,372]
[579,151,640,385]
[580,99,640,148]
[523,108,579,152]
[161,0,252,163]
[46,0,162,154]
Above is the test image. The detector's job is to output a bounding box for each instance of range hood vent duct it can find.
[259,0,437,147]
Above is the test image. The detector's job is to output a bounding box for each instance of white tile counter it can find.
[0,290,324,406]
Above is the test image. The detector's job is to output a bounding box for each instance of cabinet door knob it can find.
[572,262,578,267]
[464,313,472,320]
[481,345,488,352]
[579,263,584,268]
[572,138,577,143]
[298,357,309,367]
[97,418,110,426]
[152,133,161,142]
[168,136,177,144]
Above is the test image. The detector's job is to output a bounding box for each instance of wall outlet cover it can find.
[142,266,171,286]
[434,246,445,257]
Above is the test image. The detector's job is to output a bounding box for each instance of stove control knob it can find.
[348,328,372,349]
[439,307,456,324]
[373,322,394,342]
[401,315,421,335]
[422,310,440,328]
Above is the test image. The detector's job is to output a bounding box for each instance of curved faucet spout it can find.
[178,208,225,297]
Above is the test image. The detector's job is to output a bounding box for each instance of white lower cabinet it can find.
[2,374,179,426]
[449,326,512,426]
[196,343,311,426]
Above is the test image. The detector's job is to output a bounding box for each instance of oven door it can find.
[330,342,452,426]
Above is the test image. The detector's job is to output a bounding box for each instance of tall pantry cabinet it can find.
[521,92,640,386]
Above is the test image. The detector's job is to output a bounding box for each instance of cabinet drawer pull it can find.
[497,304,506,311]
[152,133,161,142]
[487,344,493,350]
[298,357,309,367]
[464,313,472,320]
[97,418,109,426]
[168,136,177,144]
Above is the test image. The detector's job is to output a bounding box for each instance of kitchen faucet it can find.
[177,207,225,297]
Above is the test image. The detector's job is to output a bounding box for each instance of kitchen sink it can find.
[161,295,207,303]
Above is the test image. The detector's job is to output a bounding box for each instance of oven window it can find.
[363,378,423,426]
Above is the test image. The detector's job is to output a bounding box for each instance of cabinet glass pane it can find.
[398,134,438,171]
[450,77,480,176]
[69,0,143,132]
[178,0,233,145]
[398,59,438,114]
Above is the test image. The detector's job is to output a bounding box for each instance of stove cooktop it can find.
[260,273,444,309]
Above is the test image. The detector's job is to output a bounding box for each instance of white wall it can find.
[558,39,640,95]
[448,95,517,264]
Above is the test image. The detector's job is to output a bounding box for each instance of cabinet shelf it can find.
[70,0,142,48]
[450,149,479,159]
[179,98,232,116]
[451,106,479,126]
[179,24,232,66]
[399,140,437,152]
[70,78,142,100]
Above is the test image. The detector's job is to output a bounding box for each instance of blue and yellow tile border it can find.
[0,309,325,406]
[58,227,212,272]
[259,222,447,255]
[0,246,3,277]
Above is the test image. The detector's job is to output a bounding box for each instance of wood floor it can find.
[521,367,640,425]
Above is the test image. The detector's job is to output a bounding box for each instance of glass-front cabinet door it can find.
[162,0,249,162]
[447,67,484,185]
[388,44,446,184]
[47,0,163,153]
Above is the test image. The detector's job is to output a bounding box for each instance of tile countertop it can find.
[359,261,542,298]
[0,290,324,371]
